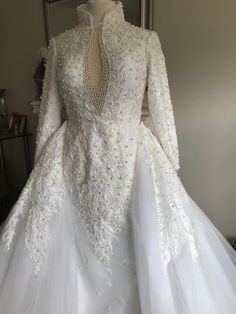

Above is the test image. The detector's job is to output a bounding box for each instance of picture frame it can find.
[8,113,27,134]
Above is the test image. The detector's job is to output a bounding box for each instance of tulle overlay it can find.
[1,123,236,314]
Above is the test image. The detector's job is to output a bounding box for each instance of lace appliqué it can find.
[63,120,139,278]
[34,38,64,166]
[146,31,180,172]
[2,124,67,276]
[1,37,66,276]
[139,124,199,267]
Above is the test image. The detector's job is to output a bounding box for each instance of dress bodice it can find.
[55,9,147,127]
[35,0,180,171]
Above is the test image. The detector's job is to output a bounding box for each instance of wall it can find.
[0,0,46,187]
[153,0,236,236]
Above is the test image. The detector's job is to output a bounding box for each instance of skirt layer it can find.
[0,194,140,314]
[132,141,236,314]
[0,126,236,313]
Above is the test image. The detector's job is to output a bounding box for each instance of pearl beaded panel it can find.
[84,27,110,115]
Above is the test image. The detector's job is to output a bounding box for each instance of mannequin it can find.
[87,0,115,27]
[84,0,115,91]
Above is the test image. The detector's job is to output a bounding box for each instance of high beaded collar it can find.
[76,1,125,28]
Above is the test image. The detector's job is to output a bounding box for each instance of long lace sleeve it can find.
[34,37,63,166]
[146,31,180,171]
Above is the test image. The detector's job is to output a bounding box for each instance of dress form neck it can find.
[86,0,116,27]
[76,1,125,29]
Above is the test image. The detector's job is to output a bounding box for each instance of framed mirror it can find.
[42,0,153,43]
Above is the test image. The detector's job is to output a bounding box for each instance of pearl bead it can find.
[84,28,110,115]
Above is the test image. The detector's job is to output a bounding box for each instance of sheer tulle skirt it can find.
[0,195,140,314]
[1,142,236,313]
[132,144,236,314]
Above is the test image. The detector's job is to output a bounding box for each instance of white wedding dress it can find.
[1,2,236,313]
